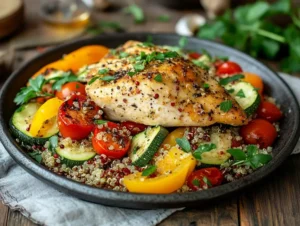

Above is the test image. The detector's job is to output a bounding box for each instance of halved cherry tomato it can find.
[56,82,86,100]
[188,52,201,59]
[58,95,100,140]
[216,61,243,77]
[187,167,223,191]
[231,137,244,148]
[242,72,264,94]
[92,122,130,159]
[240,119,277,148]
[120,121,147,135]
[257,101,282,122]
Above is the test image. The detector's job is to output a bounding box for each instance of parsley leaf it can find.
[98,68,109,74]
[203,176,212,187]
[49,135,58,153]
[219,74,245,86]
[203,83,210,89]
[142,165,157,176]
[51,72,78,90]
[192,179,200,187]
[193,143,216,160]
[157,15,170,22]
[123,4,145,24]
[176,137,191,153]
[86,21,123,35]
[95,120,108,125]
[119,52,129,58]
[178,36,188,48]
[28,152,42,163]
[192,60,210,70]
[100,76,116,82]
[88,77,99,85]
[29,75,46,92]
[220,100,232,112]
[227,148,247,160]
[236,89,246,98]
[154,74,162,82]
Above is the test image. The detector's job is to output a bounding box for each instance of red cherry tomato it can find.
[257,101,282,122]
[92,122,130,159]
[58,95,100,140]
[240,119,277,148]
[216,61,243,77]
[187,167,223,191]
[56,82,86,100]
[120,121,147,135]
[188,52,202,59]
[231,137,244,148]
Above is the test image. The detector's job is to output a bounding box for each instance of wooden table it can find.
[1,0,300,225]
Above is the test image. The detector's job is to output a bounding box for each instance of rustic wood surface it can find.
[1,0,300,226]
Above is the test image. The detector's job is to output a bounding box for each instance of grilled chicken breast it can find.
[86,41,248,127]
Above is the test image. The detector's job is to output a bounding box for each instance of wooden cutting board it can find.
[0,0,24,38]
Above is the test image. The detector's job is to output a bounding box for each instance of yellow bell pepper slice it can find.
[29,97,63,137]
[160,127,186,150]
[123,147,196,194]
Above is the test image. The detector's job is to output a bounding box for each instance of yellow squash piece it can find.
[29,97,63,137]
[31,45,109,79]
[123,147,196,194]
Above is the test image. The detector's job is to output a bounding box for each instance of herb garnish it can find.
[203,83,210,89]
[119,52,129,58]
[236,89,246,98]
[220,100,232,112]
[219,74,245,86]
[178,36,188,48]
[100,76,116,82]
[203,176,212,187]
[227,145,272,169]
[98,68,109,74]
[28,152,42,163]
[95,120,108,125]
[176,137,191,153]
[157,15,170,22]
[51,72,78,90]
[193,143,216,160]
[49,135,58,153]
[123,4,145,23]
[192,60,210,70]
[86,21,123,35]
[226,89,235,94]
[142,165,157,176]
[154,74,163,82]
[14,75,53,105]
[192,179,200,187]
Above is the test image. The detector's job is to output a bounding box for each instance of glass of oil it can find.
[40,0,90,26]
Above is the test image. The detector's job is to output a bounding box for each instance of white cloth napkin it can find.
[0,73,299,226]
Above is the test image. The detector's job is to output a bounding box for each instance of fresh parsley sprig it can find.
[142,165,157,176]
[123,4,145,24]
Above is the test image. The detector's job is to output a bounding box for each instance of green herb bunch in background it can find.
[198,0,300,73]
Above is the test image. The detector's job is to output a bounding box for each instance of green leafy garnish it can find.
[227,146,272,169]
[220,100,232,112]
[49,135,58,153]
[100,76,116,82]
[86,21,123,35]
[203,176,212,187]
[178,36,188,48]
[157,15,170,22]
[119,52,129,58]
[98,68,109,74]
[226,89,235,94]
[176,137,191,153]
[142,165,157,176]
[28,152,42,163]
[95,120,108,125]
[123,4,145,23]
[203,83,210,89]
[134,63,145,71]
[219,74,245,86]
[51,72,78,90]
[236,89,246,98]
[192,60,210,70]
[193,143,216,160]
[88,77,99,85]
[192,179,200,187]
[14,75,52,105]
[154,74,162,82]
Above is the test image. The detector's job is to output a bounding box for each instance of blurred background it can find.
[0,0,299,79]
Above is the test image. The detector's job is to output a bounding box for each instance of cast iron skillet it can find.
[0,33,299,209]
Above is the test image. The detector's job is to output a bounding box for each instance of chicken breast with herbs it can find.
[85,41,248,127]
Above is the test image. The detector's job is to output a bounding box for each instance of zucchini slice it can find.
[56,138,96,167]
[224,81,260,116]
[129,126,169,167]
[10,103,59,145]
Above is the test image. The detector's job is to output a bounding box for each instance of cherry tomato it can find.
[187,167,223,191]
[92,122,130,159]
[56,82,86,100]
[257,101,282,122]
[120,121,147,135]
[58,95,100,140]
[231,137,244,148]
[216,61,243,77]
[240,119,277,148]
[188,52,201,59]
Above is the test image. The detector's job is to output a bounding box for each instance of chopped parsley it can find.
[178,36,188,48]
[157,15,170,22]
[95,120,108,125]
[203,176,212,187]
[123,4,145,24]
[98,68,109,74]
[133,63,145,71]
[219,74,245,86]
[119,52,129,58]
[51,72,78,91]
[142,165,157,177]
[226,88,235,93]
[192,179,200,187]
[192,60,210,70]
[203,83,210,89]
[88,77,99,85]
[236,89,246,98]
[49,135,58,153]
[100,76,116,82]
[28,152,42,163]
[154,74,163,82]
[175,137,191,153]
[193,143,216,160]
[220,100,232,112]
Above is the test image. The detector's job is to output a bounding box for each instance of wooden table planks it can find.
[1,0,300,225]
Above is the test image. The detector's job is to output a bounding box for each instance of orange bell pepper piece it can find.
[123,147,196,194]
[31,45,109,79]
[242,72,264,94]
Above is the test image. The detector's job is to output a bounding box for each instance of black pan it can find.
[0,33,299,209]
